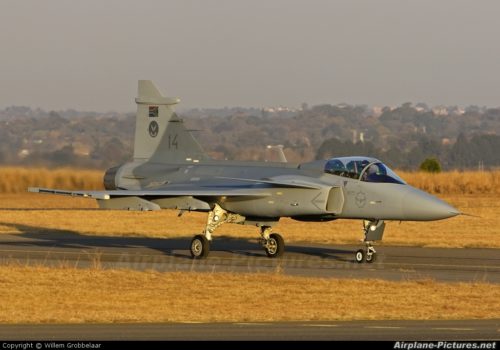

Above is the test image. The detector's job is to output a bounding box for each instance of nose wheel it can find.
[355,243,377,264]
[355,249,365,263]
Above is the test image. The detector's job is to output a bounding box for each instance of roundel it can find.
[148,121,159,137]
[355,191,367,208]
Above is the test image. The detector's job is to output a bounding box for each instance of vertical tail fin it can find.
[133,80,209,163]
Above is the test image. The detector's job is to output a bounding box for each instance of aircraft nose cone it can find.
[402,188,460,221]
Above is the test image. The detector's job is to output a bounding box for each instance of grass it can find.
[0,265,498,323]
[0,194,498,248]
[0,167,103,193]
[398,170,500,195]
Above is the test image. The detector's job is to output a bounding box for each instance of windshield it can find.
[324,157,406,184]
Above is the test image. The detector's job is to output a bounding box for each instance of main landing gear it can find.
[190,235,210,259]
[189,204,284,259]
[259,226,285,258]
[354,220,385,264]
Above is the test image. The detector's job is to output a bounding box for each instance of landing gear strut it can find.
[189,204,245,259]
[365,243,376,263]
[354,220,385,264]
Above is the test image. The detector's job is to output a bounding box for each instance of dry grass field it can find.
[398,170,500,195]
[0,265,498,323]
[0,167,103,193]
[1,167,500,195]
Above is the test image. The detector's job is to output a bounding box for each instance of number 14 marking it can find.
[169,134,178,149]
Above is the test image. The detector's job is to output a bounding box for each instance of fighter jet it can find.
[29,81,460,263]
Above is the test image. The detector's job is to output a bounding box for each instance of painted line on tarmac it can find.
[383,262,500,270]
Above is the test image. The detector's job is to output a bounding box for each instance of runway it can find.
[0,320,498,340]
[0,227,499,282]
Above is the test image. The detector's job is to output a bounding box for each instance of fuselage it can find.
[105,156,459,222]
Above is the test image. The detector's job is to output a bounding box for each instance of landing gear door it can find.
[365,220,385,241]
[327,187,345,214]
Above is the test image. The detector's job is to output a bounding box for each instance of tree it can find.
[419,158,442,173]
[450,133,472,169]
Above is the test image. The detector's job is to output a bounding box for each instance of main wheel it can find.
[366,252,376,263]
[355,249,365,263]
[265,233,285,258]
[190,234,210,259]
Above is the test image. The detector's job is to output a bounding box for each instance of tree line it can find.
[0,103,499,170]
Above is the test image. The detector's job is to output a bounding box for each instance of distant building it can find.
[372,106,383,117]
[432,106,449,116]
[18,149,30,158]
[261,106,300,118]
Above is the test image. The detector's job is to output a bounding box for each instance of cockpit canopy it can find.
[324,157,406,184]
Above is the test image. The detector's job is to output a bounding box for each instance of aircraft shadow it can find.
[216,235,354,262]
[0,222,355,263]
[0,222,191,259]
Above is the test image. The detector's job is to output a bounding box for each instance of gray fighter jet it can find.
[29,81,460,263]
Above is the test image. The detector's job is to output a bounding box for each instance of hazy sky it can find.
[1,0,499,111]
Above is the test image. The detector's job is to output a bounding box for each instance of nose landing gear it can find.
[355,242,377,264]
[354,220,385,264]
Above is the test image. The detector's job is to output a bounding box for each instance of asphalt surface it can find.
[0,227,499,282]
[0,320,498,340]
